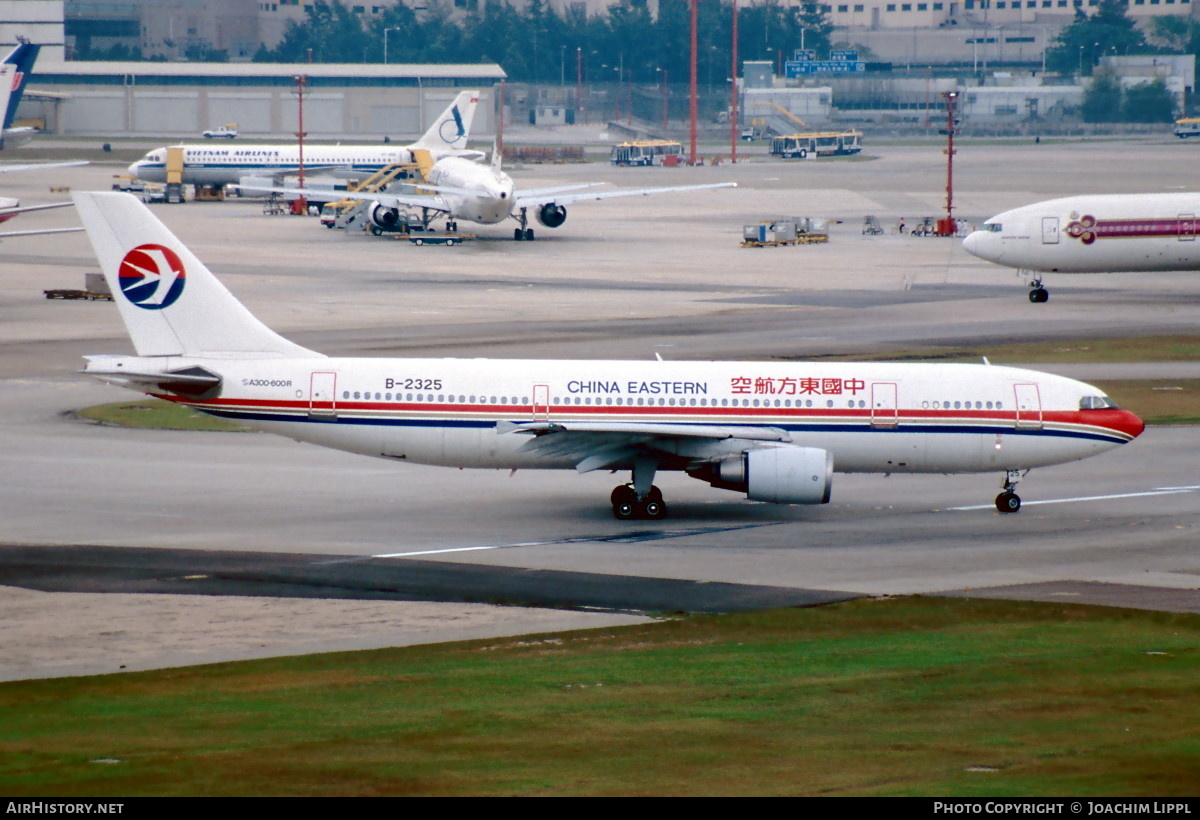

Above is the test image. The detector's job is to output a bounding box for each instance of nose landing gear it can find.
[1027,272,1049,303]
[995,469,1028,513]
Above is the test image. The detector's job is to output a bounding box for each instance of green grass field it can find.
[2,598,1198,797]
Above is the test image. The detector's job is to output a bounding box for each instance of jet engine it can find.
[368,202,403,231]
[535,203,567,228]
[691,447,832,504]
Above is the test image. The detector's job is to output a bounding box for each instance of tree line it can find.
[250,0,834,87]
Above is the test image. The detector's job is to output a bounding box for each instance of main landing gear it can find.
[995,469,1027,513]
[611,484,667,520]
[611,455,667,520]
[513,206,536,241]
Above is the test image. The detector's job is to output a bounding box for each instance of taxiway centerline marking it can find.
[947,487,1196,512]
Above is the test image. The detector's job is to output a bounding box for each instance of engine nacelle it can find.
[368,202,402,231]
[696,447,832,505]
[536,203,567,228]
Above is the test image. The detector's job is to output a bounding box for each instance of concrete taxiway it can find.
[1,141,1198,680]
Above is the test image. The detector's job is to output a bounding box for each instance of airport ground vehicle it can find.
[610,140,683,166]
[769,131,863,159]
[1172,118,1200,138]
[202,124,238,139]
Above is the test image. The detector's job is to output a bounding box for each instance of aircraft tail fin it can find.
[490,139,503,173]
[2,43,38,129]
[413,90,479,153]
[72,191,321,360]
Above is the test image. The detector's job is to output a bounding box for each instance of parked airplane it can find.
[0,159,89,236]
[72,191,1143,519]
[247,149,737,240]
[0,42,41,149]
[963,192,1200,302]
[128,91,482,188]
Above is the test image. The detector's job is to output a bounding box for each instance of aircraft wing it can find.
[515,181,737,210]
[0,160,88,174]
[235,183,448,212]
[0,200,72,218]
[499,419,787,473]
[516,183,604,199]
[0,225,83,238]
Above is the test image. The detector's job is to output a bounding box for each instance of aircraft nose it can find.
[1092,408,1145,442]
[1116,409,1146,441]
[127,161,141,176]
[962,230,981,256]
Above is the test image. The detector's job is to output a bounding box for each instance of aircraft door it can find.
[1041,217,1060,244]
[870,382,898,427]
[532,384,550,421]
[1013,383,1042,430]
[1179,213,1195,241]
[309,371,337,418]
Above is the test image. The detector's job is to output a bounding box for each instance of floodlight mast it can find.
[938,90,959,236]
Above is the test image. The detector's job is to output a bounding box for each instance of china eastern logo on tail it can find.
[118,244,186,309]
[437,98,476,144]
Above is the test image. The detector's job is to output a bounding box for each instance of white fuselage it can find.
[964,193,1200,273]
[130,144,464,187]
[425,156,516,225]
[87,355,1142,477]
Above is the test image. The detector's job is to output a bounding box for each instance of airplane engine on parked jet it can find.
[691,447,833,504]
[536,203,567,228]
[368,202,403,231]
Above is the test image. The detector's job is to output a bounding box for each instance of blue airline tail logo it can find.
[438,105,467,144]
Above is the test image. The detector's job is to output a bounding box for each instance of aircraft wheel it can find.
[525,229,536,241]
[613,501,638,520]
[642,499,668,520]
[1029,287,1049,303]
[995,491,1022,513]
[514,228,524,241]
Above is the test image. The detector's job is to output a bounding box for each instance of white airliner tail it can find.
[413,90,479,153]
[72,191,321,360]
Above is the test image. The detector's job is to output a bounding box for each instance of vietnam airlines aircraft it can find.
[247,149,737,240]
[73,191,1143,519]
[0,42,41,149]
[963,193,1200,302]
[128,91,483,187]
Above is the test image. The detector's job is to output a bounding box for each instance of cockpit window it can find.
[980,222,1002,232]
[1080,395,1118,410]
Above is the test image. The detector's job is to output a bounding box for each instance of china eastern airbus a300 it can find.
[964,192,1200,302]
[74,191,1143,518]
[245,148,737,240]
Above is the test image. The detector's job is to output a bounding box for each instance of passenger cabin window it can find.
[1079,395,1117,410]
